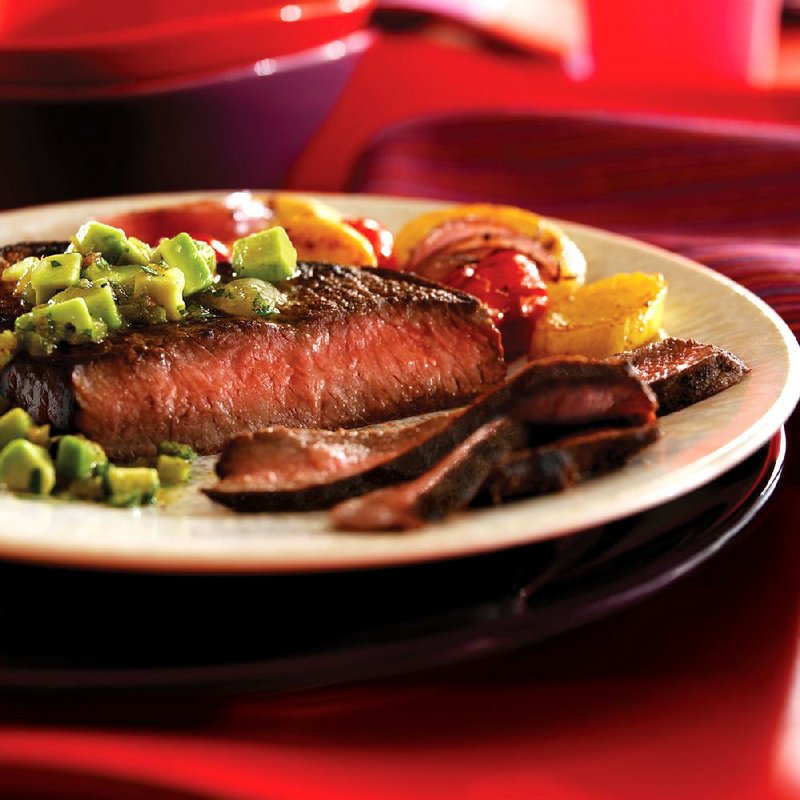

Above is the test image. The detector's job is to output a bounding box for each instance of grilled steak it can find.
[208,357,657,511]
[0,261,505,459]
[483,424,661,502]
[509,359,657,427]
[330,422,659,532]
[607,338,749,415]
[330,418,525,531]
[0,241,68,329]
[208,414,453,511]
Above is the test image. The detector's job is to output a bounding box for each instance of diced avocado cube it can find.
[123,237,154,266]
[84,281,122,330]
[156,454,192,486]
[0,330,17,369]
[109,265,145,286]
[14,312,34,333]
[51,282,122,330]
[200,278,283,318]
[81,255,141,289]
[158,233,214,296]
[55,434,107,483]
[41,296,94,332]
[14,331,53,358]
[195,240,217,272]
[106,465,160,505]
[36,297,107,344]
[82,263,142,301]
[72,221,127,264]
[69,475,106,502]
[232,227,297,282]
[0,438,55,495]
[80,256,111,283]
[30,252,82,304]
[157,440,198,461]
[1,256,38,284]
[0,407,33,451]
[16,300,107,354]
[133,266,186,321]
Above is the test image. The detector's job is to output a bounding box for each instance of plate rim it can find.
[0,190,797,574]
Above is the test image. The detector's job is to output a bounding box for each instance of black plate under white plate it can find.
[0,429,784,697]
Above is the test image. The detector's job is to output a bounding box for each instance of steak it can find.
[0,241,68,329]
[330,422,659,532]
[330,418,525,531]
[607,338,749,415]
[508,359,657,428]
[207,414,453,511]
[0,261,505,459]
[483,424,661,502]
[208,357,657,511]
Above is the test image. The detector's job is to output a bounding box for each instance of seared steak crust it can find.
[0,261,504,459]
[607,338,749,415]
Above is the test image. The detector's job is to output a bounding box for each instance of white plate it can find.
[0,191,797,573]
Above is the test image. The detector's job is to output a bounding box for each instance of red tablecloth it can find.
[2,30,800,800]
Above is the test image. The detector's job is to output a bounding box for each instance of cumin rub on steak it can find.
[0,261,505,460]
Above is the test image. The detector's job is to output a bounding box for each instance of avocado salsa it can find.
[0,401,197,507]
[0,220,299,506]
[1,220,297,362]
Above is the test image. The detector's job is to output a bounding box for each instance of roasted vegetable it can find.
[278,217,377,267]
[531,272,667,359]
[394,203,586,286]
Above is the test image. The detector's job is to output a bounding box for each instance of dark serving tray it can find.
[0,428,784,697]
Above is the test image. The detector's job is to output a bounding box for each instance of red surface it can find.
[289,31,800,193]
[2,27,800,800]
[583,0,782,85]
[0,448,798,799]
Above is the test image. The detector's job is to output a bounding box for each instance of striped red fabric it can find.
[650,238,800,336]
[349,112,800,336]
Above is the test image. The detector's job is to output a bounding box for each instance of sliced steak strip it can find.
[330,418,525,532]
[207,414,453,511]
[0,261,504,460]
[606,338,749,415]
[484,424,660,502]
[208,357,657,511]
[0,241,69,330]
[509,358,657,427]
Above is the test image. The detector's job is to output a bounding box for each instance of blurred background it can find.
[0,0,798,210]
